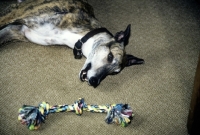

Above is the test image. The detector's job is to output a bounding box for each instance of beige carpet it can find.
[0,0,200,134]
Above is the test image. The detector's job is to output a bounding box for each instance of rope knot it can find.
[74,98,84,115]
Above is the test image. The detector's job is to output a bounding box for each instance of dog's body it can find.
[0,0,144,87]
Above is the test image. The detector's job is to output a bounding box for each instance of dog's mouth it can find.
[80,70,88,82]
[80,63,91,82]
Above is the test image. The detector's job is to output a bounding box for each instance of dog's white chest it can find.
[22,24,82,49]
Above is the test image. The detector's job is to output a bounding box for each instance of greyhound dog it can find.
[0,0,144,87]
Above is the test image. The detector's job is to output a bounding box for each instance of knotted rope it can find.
[18,98,134,130]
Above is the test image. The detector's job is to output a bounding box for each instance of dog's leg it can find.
[0,25,28,44]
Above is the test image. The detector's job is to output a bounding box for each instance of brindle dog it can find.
[0,0,144,87]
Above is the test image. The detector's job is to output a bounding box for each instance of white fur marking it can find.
[22,24,82,48]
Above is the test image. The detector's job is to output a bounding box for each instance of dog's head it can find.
[79,24,144,87]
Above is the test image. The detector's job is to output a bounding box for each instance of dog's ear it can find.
[124,54,144,67]
[114,24,131,46]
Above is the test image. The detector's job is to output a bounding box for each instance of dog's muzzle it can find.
[80,63,102,88]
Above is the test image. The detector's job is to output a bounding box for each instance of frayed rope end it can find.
[18,102,49,130]
[105,104,134,127]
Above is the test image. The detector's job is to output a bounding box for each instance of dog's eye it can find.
[107,52,113,62]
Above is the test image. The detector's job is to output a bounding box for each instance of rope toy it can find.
[18,98,134,130]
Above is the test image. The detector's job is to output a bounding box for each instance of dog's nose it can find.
[89,77,99,88]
